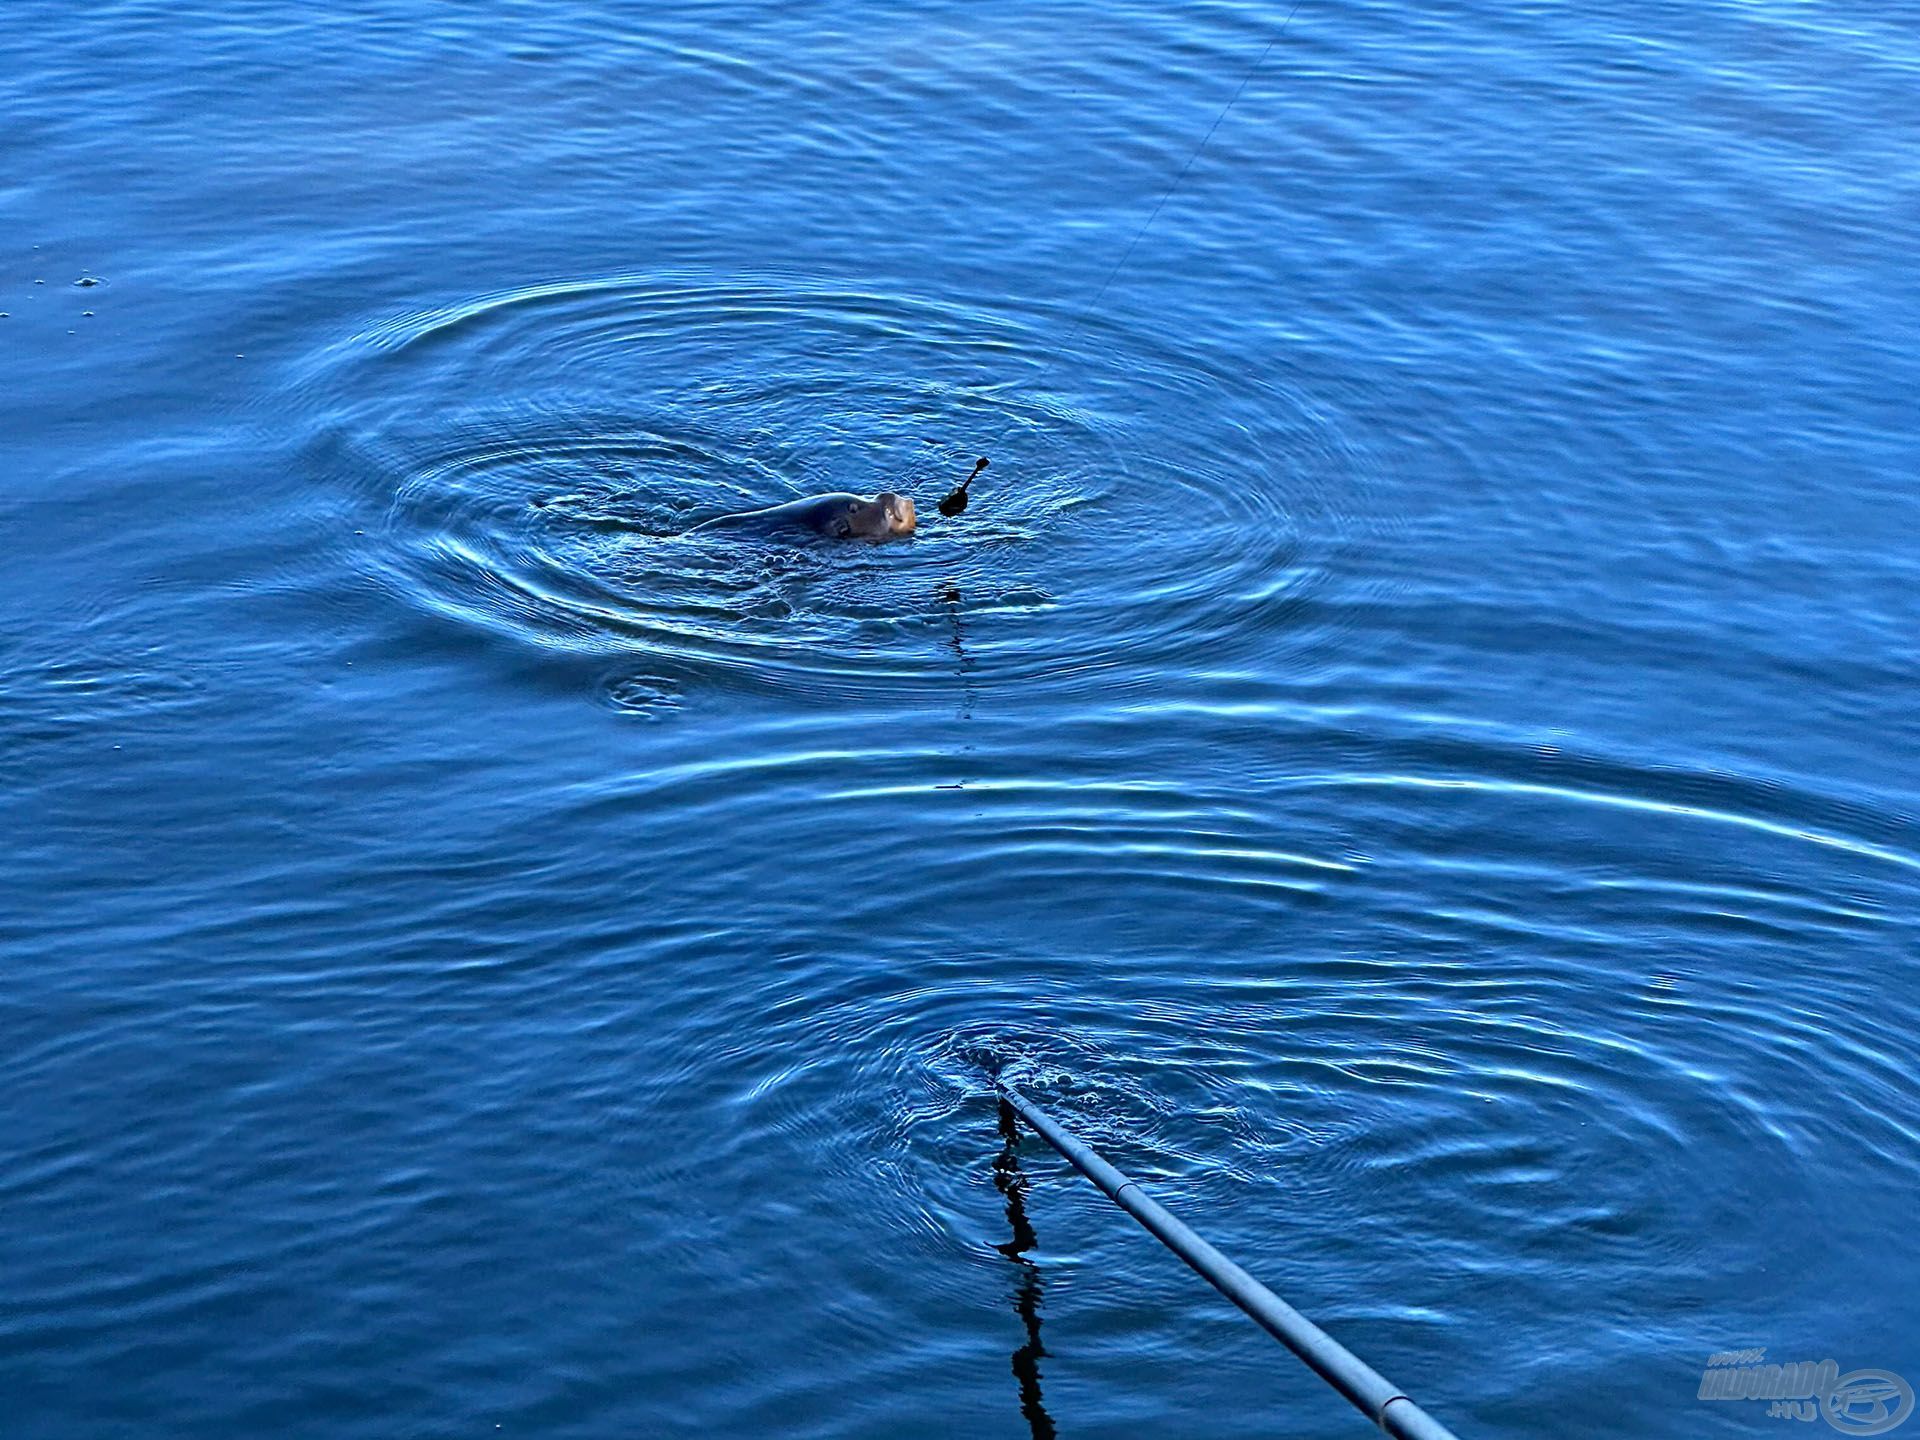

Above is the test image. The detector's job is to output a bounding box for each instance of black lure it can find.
[938,457,990,517]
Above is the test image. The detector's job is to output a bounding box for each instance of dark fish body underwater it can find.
[686,490,917,540]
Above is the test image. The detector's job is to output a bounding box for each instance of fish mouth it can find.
[879,492,916,535]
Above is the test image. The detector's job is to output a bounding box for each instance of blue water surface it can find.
[4,2,1917,1436]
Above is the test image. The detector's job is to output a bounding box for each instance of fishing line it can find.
[928,0,1307,517]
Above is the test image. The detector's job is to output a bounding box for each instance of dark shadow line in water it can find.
[941,578,977,723]
[994,1098,1058,1440]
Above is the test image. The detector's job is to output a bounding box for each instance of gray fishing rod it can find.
[995,1081,1465,1440]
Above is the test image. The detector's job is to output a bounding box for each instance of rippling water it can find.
[5,2,1917,1436]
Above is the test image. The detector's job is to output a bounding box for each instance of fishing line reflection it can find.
[941,579,976,722]
[994,1098,1058,1440]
